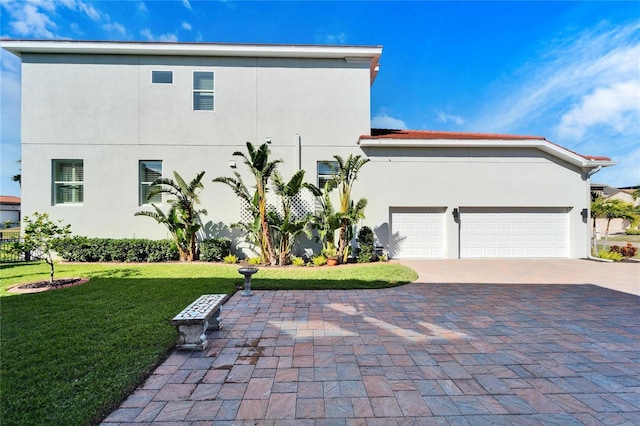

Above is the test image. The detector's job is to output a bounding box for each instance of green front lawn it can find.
[0,261,417,425]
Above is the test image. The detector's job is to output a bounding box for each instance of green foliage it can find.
[10,212,71,283]
[356,226,377,263]
[312,254,327,266]
[322,154,369,263]
[199,237,231,262]
[322,244,338,260]
[291,256,306,266]
[591,197,638,251]
[357,226,375,247]
[135,171,207,261]
[357,246,375,263]
[223,254,238,264]
[53,237,179,262]
[597,249,624,261]
[308,180,340,253]
[248,256,262,265]
[214,142,281,266]
[625,229,640,235]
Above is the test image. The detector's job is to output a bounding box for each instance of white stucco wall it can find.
[357,146,592,258]
[19,52,372,242]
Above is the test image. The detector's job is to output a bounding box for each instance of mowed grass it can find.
[0,261,417,425]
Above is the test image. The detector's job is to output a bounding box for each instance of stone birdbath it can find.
[237,267,258,296]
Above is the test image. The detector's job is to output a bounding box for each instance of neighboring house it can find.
[1,40,614,259]
[0,196,21,228]
[590,184,639,236]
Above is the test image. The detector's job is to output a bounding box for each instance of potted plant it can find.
[322,244,339,266]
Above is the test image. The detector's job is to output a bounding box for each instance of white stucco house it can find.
[1,39,614,259]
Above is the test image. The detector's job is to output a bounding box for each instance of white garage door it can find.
[391,208,445,258]
[460,208,569,258]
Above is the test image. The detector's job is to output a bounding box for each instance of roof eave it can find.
[358,138,615,169]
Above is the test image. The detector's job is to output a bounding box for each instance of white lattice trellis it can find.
[239,188,316,224]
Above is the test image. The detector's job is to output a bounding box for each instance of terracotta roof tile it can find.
[0,196,21,204]
[362,128,612,162]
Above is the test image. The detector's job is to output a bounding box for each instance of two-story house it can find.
[1,40,613,259]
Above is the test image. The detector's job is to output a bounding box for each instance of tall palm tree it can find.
[215,142,281,266]
[323,154,370,263]
[135,171,207,261]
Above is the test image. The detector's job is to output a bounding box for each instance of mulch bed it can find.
[8,278,89,294]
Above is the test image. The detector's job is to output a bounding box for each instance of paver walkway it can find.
[103,278,640,425]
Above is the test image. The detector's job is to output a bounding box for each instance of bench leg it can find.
[206,308,222,331]
[176,323,208,350]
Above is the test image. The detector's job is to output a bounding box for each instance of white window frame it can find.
[193,71,214,111]
[151,70,173,84]
[53,159,83,205]
[317,161,338,188]
[139,160,162,205]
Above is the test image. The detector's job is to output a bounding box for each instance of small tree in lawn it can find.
[12,212,71,284]
[135,171,207,261]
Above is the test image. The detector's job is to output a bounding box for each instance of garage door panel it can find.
[460,208,569,258]
[391,208,445,258]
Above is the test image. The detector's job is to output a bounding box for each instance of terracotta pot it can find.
[326,258,338,266]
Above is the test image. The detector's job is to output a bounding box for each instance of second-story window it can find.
[139,160,162,205]
[152,70,173,84]
[193,71,214,111]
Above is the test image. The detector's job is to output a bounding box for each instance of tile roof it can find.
[362,128,612,162]
[0,196,21,204]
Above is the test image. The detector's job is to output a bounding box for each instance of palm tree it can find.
[215,142,281,266]
[323,154,370,263]
[271,170,316,265]
[135,171,207,261]
[591,198,638,251]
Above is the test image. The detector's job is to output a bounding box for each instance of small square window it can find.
[139,161,162,205]
[152,70,173,84]
[53,159,83,204]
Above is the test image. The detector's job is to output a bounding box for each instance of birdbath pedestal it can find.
[238,267,258,296]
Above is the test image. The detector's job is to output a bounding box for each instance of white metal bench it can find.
[171,294,226,350]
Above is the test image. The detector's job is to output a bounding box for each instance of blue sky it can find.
[1,1,639,197]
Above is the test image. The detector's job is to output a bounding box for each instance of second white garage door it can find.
[460,208,569,258]
[391,208,445,258]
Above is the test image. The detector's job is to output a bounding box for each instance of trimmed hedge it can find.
[52,237,179,262]
[200,238,232,262]
[625,229,640,235]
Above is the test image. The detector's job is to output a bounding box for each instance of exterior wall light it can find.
[229,160,236,168]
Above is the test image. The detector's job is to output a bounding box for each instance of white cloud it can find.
[436,111,465,126]
[557,80,640,139]
[325,32,347,44]
[371,112,408,130]
[182,0,192,10]
[595,147,640,187]
[140,29,178,42]
[7,3,57,38]
[182,21,192,31]
[103,22,127,37]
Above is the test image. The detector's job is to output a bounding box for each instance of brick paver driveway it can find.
[103,260,640,425]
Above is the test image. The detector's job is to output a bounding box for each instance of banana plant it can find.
[135,171,207,261]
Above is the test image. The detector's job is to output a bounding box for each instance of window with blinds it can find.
[193,71,214,110]
[53,160,83,204]
[317,161,338,188]
[139,160,162,205]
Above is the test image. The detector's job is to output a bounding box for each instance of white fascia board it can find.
[358,138,616,169]
[0,40,382,60]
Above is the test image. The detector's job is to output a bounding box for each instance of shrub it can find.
[610,243,637,258]
[248,256,262,265]
[356,226,376,263]
[597,250,624,261]
[223,254,238,264]
[200,237,231,262]
[625,229,640,235]
[357,246,375,263]
[291,256,305,267]
[52,237,178,262]
[312,255,327,266]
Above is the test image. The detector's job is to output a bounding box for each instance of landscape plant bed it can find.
[0,261,418,425]
[8,277,89,293]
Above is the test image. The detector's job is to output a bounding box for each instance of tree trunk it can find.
[603,218,611,251]
[337,220,348,263]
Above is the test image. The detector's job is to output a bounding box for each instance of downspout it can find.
[584,166,612,262]
[296,134,302,170]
